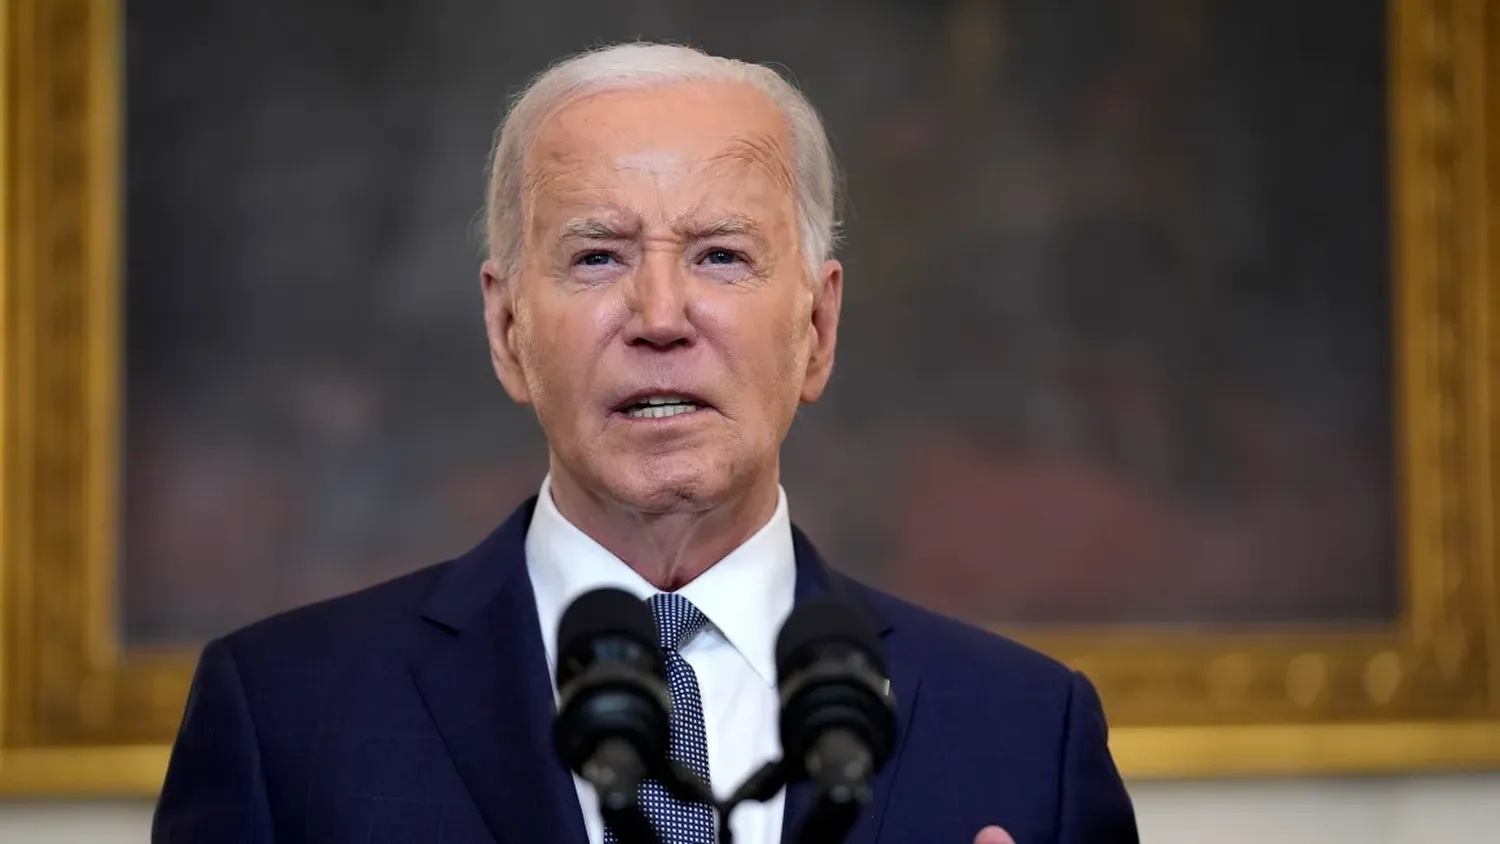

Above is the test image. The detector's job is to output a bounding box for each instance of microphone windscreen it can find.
[558,588,656,659]
[775,598,885,678]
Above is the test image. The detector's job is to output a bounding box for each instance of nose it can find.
[623,255,696,350]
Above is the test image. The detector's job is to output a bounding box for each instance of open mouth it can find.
[618,395,707,420]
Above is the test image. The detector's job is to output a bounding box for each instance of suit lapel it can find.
[780,527,922,844]
[408,500,917,844]
[410,498,589,844]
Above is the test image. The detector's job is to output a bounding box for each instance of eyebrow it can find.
[679,215,764,240]
[558,217,639,240]
[557,213,769,246]
[673,214,772,253]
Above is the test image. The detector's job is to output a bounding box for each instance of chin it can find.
[600,454,735,515]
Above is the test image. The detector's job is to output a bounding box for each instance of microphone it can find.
[774,598,895,844]
[553,588,669,844]
[552,588,715,844]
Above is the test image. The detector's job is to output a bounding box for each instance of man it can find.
[154,42,1138,844]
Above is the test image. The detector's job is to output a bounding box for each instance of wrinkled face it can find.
[482,82,842,513]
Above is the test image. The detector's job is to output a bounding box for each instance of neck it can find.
[547,465,780,591]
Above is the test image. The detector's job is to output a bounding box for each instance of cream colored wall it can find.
[1,776,1497,842]
[1131,775,1500,843]
[0,802,147,843]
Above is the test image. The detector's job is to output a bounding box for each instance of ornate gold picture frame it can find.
[1,0,1497,795]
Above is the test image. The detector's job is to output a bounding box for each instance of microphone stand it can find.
[599,803,661,844]
[600,745,870,844]
[587,738,662,844]
[595,746,719,844]
[715,759,790,844]
[791,791,863,844]
[713,753,870,844]
[792,729,874,844]
[590,731,874,844]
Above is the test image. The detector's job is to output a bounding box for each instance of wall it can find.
[2,776,1496,842]
[1131,775,1500,843]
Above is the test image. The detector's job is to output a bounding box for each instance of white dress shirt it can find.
[527,475,794,844]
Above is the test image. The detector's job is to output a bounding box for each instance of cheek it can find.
[739,304,812,410]
[511,303,565,407]
[774,299,814,373]
[529,298,622,409]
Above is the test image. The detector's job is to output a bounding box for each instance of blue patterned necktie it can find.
[604,592,716,844]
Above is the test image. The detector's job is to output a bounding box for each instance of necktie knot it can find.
[648,592,709,654]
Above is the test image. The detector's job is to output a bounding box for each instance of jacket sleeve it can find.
[153,637,275,844]
[1056,670,1139,843]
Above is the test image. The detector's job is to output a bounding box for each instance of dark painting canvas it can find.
[123,0,1393,642]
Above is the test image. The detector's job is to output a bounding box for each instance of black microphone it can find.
[774,598,896,844]
[553,588,670,844]
[552,588,717,844]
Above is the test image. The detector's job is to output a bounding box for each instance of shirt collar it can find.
[525,475,795,688]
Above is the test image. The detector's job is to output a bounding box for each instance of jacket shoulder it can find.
[853,580,1078,691]
[215,561,451,674]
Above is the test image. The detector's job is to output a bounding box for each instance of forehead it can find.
[524,81,796,217]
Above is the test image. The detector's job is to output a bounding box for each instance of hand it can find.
[974,826,1015,844]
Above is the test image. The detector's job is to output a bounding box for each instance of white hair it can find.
[484,42,840,279]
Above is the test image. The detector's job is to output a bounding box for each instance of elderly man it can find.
[154,43,1138,844]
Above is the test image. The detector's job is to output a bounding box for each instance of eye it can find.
[576,251,617,267]
[699,248,742,266]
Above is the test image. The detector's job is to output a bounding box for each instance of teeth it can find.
[642,396,686,406]
[627,402,699,419]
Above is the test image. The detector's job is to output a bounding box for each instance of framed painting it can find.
[2,0,1497,794]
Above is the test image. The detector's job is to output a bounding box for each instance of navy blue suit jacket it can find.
[154,498,1138,843]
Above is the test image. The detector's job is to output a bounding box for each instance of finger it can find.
[973,825,1016,844]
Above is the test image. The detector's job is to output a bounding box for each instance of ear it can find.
[480,258,534,406]
[800,259,844,403]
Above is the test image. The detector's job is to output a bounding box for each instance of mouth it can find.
[612,392,713,421]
